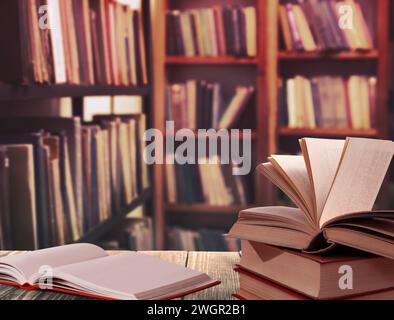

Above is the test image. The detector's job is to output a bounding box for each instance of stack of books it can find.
[279,0,374,52]
[166,158,250,206]
[166,6,257,57]
[167,81,255,130]
[0,0,148,85]
[169,228,241,252]
[279,75,377,130]
[0,114,150,250]
[229,137,394,300]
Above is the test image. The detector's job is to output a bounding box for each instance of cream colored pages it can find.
[50,252,213,300]
[301,138,346,222]
[320,138,394,227]
[270,155,314,220]
[0,244,107,283]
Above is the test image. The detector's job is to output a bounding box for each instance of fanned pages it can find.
[0,244,218,300]
[229,138,394,259]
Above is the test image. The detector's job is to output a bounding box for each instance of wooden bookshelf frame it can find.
[151,0,392,249]
[0,0,156,249]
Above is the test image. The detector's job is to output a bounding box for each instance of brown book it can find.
[6,145,39,250]
[0,147,12,250]
[239,241,394,299]
[229,137,394,259]
[235,268,394,300]
[0,117,83,237]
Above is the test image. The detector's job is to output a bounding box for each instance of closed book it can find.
[0,147,12,250]
[235,267,394,300]
[0,117,83,236]
[172,11,185,56]
[285,3,304,51]
[292,4,317,51]
[222,7,235,56]
[166,11,177,55]
[0,133,51,248]
[180,11,196,57]
[279,5,294,51]
[6,145,39,250]
[243,7,257,57]
[310,79,323,127]
[239,241,394,300]
[299,0,325,50]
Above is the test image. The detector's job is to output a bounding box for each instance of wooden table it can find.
[0,251,241,300]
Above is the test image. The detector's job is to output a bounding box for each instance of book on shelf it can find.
[279,75,377,130]
[235,241,394,300]
[168,227,241,252]
[98,217,154,251]
[234,268,394,300]
[0,0,148,86]
[229,137,394,259]
[0,244,219,300]
[166,5,257,57]
[0,113,149,250]
[279,0,375,52]
[165,157,250,207]
[167,80,255,130]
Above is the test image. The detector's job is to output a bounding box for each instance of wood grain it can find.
[184,252,240,300]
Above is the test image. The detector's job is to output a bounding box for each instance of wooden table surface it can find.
[0,251,241,300]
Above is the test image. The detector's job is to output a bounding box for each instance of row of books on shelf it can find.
[166,5,257,57]
[279,0,374,52]
[167,81,255,130]
[98,217,154,251]
[279,75,377,130]
[0,114,150,251]
[168,228,241,252]
[0,0,148,86]
[165,158,251,206]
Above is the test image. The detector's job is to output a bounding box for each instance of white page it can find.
[320,138,394,227]
[301,138,346,221]
[50,252,212,300]
[0,244,107,283]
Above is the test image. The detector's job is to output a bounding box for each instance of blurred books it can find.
[166,6,257,57]
[0,113,149,250]
[279,0,375,52]
[0,0,148,85]
[167,80,255,130]
[168,227,240,252]
[279,75,377,129]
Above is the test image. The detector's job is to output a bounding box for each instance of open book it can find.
[229,138,394,259]
[0,244,219,300]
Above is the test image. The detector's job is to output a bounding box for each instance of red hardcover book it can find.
[0,244,219,300]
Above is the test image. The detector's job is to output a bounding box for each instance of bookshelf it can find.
[151,0,267,250]
[151,0,392,249]
[272,0,391,206]
[0,0,156,250]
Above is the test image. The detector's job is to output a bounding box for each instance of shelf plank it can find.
[166,204,246,215]
[166,56,258,65]
[278,127,379,138]
[0,84,151,101]
[279,50,379,61]
[165,131,257,140]
[77,188,152,243]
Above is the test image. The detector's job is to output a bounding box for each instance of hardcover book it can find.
[0,244,219,300]
[229,137,394,258]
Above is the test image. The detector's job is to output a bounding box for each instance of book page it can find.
[300,138,346,222]
[269,155,314,221]
[47,252,214,300]
[0,244,107,283]
[320,138,394,227]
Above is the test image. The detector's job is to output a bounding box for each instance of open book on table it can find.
[0,244,219,300]
[229,138,394,259]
